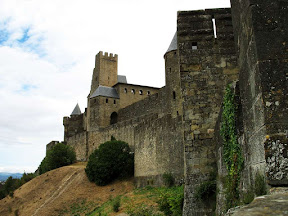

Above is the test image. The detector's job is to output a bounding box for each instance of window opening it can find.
[192,42,197,50]
[124,88,127,93]
[114,100,116,104]
[139,90,143,95]
[131,89,135,94]
[147,91,150,95]
[110,112,118,125]
[173,91,176,100]
[212,18,217,38]
[106,98,108,103]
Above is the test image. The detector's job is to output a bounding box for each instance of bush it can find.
[254,172,267,196]
[194,180,216,201]
[157,185,184,216]
[0,172,36,200]
[163,173,174,187]
[38,142,76,174]
[85,140,134,186]
[112,196,121,212]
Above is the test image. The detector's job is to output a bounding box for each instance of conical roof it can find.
[71,103,81,115]
[166,32,177,54]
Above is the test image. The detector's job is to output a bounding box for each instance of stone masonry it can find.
[46,1,288,214]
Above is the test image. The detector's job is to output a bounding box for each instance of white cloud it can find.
[0,0,231,172]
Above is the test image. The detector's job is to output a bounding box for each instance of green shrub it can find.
[254,172,267,196]
[112,196,121,212]
[163,173,174,187]
[242,188,254,204]
[0,172,36,200]
[38,142,76,174]
[85,139,134,186]
[127,204,163,216]
[157,185,184,216]
[195,180,216,201]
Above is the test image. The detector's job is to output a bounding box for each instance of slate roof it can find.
[71,103,81,115]
[90,85,120,99]
[117,75,127,84]
[166,32,177,53]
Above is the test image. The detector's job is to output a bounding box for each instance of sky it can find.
[0,0,231,173]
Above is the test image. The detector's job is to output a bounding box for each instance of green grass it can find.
[87,185,184,216]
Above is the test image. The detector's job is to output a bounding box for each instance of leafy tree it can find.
[0,172,36,200]
[85,139,134,186]
[38,142,76,174]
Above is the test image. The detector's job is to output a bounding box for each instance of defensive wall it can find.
[177,8,239,215]
[46,1,288,215]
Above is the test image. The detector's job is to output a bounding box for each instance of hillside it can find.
[0,163,134,216]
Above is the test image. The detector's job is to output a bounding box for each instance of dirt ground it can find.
[0,163,134,216]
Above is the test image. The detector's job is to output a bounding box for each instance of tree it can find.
[38,142,76,174]
[85,140,134,186]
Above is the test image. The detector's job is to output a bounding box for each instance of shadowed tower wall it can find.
[230,0,288,187]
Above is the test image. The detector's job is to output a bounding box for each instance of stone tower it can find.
[90,51,118,95]
[88,51,120,131]
[164,32,183,118]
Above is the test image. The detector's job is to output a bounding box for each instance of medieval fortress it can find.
[47,1,288,215]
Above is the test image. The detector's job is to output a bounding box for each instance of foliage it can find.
[85,139,134,186]
[38,142,76,175]
[220,85,244,209]
[242,187,254,204]
[157,185,184,216]
[0,172,36,200]
[254,172,267,196]
[163,173,174,187]
[194,180,216,201]
[112,196,121,212]
[127,204,163,216]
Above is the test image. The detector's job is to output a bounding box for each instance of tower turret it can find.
[90,51,118,95]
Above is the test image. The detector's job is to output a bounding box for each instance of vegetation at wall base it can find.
[38,142,76,175]
[220,85,244,209]
[85,139,134,186]
[87,185,183,216]
[254,172,267,196]
[0,172,36,200]
[162,173,174,187]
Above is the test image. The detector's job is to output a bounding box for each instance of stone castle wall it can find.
[177,8,239,216]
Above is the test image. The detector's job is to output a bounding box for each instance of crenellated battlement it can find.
[97,51,118,61]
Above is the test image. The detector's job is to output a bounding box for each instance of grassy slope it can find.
[0,162,183,216]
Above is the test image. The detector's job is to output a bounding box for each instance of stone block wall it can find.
[177,8,239,216]
[63,114,85,141]
[134,114,183,187]
[230,0,288,187]
[66,132,87,161]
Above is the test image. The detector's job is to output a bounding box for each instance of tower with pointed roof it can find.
[164,32,183,118]
[63,104,85,141]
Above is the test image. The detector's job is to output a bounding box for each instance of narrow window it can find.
[169,68,171,73]
[106,98,108,103]
[124,88,127,93]
[173,91,176,100]
[114,100,116,104]
[139,90,143,95]
[131,89,135,94]
[192,42,197,50]
[147,91,150,95]
[212,18,217,38]
[177,111,179,116]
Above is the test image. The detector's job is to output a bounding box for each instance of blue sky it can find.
[0,0,231,173]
